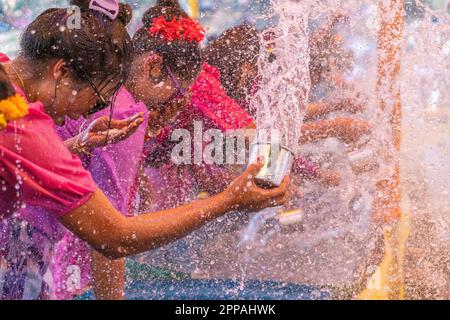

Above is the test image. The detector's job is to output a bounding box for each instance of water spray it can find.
[248,0,311,189]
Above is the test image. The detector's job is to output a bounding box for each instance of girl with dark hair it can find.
[141,24,260,213]
[128,0,204,136]
[0,0,289,300]
[203,23,261,116]
[0,0,139,300]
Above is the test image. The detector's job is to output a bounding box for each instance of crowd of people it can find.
[0,0,372,300]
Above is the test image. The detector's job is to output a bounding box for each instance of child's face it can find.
[134,72,177,107]
[132,54,193,109]
[34,60,118,126]
[146,90,191,138]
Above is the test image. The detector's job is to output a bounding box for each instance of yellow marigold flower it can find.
[0,94,29,128]
[9,94,29,118]
[0,113,7,129]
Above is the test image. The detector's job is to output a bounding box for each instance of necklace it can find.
[9,62,26,92]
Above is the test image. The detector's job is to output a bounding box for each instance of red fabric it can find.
[186,63,254,131]
[0,87,96,220]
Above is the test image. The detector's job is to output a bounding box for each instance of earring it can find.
[54,79,59,106]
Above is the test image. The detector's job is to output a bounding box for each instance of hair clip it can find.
[89,0,119,20]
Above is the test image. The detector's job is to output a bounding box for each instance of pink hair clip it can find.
[89,0,119,20]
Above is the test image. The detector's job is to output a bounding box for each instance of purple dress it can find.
[51,87,149,300]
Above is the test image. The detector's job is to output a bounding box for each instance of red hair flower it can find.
[148,16,205,43]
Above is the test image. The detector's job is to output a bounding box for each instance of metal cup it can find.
[248,141,294,188]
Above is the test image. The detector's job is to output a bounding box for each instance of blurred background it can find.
[1,0,449,58]
[0,0,273,57]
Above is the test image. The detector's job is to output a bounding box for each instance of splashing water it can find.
[398,3,450,298]
[252,0,310,150]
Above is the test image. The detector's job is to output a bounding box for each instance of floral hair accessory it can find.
[0,94,29,130]
[148,16,205,43]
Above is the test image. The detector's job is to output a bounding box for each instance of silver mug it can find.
[248,141,294,188]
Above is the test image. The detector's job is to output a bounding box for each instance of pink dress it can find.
[0,85,96,300]
[0,88,96,217]
[0,53,9,63]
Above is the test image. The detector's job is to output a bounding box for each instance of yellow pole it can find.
[187,0,199,19]
[360,0,407,300]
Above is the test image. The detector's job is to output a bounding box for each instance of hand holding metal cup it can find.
[224,158,290,212]
[247,140,294,188]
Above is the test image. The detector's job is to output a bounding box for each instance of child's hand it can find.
[224,158,290,212]
[336,118,371,144]
[67,113,145,155]
[147,92,191,138]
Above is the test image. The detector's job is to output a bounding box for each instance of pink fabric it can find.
[0,53,96,299]
[56,88,149,215]
[0,87,97,221]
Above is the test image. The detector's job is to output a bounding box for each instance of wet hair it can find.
[132,0,203,83]
[0,65,16,100]
[19,0,133,96]
[203,23,260,100]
